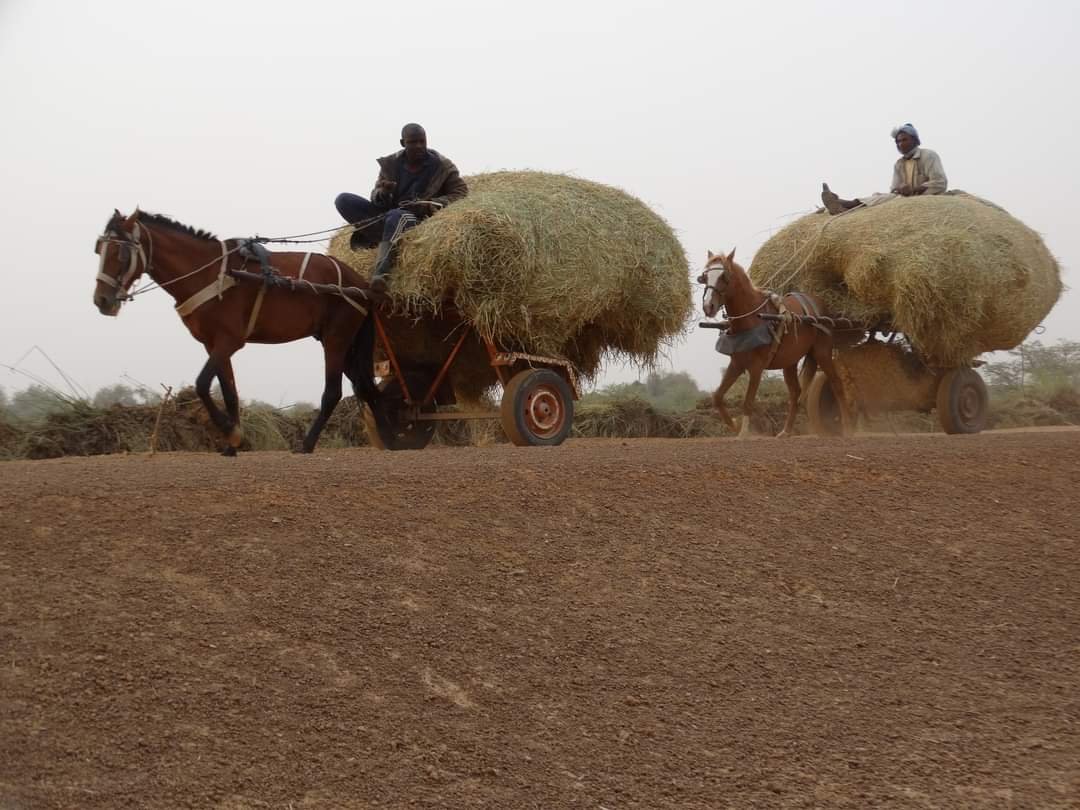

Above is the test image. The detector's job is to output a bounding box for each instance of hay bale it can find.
[329,172,691,400]
[748,194,1062,365]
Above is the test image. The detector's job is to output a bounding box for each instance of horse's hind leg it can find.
[299,339,346,454]
[777,365,800,438]
[813,338,853,435]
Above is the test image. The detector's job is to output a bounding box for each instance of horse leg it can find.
[196,344,242,456]
[813,338,853,435]
[777,364,800,438]
[711,359,745,432]
[739,359,766,439]
[216,357,243,456]
[299,340,346,454]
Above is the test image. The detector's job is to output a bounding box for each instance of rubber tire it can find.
[936,367,989,435]
[500,368,574,447]
[806,372,844,437]
[362,371,438,451]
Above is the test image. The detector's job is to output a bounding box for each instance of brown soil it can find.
[1,432,1078,809]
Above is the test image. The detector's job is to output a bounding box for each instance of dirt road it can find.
[1,432,1078,808]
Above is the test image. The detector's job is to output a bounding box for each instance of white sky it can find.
[1,0,1077,405]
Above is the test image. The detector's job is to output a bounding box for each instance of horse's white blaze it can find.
[703,264,724,318]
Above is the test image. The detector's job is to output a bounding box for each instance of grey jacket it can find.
[890,147,947,195]
[371,149,469,208]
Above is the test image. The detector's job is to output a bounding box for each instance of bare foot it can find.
[821,183,845,215]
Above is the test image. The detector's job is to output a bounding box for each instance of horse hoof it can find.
[221,446,238,457]
[776,430,792,439]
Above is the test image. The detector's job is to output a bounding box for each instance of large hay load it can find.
[329,171,692,401]
[748,194,1062,366]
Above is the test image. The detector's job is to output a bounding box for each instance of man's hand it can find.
[372,179,397,206]
[897,184,915,197]
[399,200,442,217]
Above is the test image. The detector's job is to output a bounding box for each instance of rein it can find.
[701,263,774,321]
[110,214,386,300]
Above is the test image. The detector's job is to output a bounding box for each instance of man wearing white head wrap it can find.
[821,123,948,214]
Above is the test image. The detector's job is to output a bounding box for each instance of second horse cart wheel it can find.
[806,372,845,437]
[500,368,574,447]
[936,367,989,435]
[363,370,439,451]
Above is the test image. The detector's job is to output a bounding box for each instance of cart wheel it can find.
[363,371,438,451]
[500,368,574,447]
[806,372,844,437]
[936,368,988,434]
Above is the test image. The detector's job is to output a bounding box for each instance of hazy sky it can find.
[1,0,1076,405]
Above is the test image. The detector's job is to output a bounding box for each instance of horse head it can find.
[93,209,151,316]
[697,248,738,318]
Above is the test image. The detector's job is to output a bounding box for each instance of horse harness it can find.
[98,223,367,339]
[96,222,153,297]
[714,291,830,362]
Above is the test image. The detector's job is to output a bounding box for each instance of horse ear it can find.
[707,250,714,261]
[726,248,737,265]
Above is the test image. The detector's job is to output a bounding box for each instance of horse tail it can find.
[797,353,818,405]
[345,315,380,411]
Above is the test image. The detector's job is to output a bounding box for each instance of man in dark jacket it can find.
[335,123,468,292]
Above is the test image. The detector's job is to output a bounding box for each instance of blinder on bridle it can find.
[95,220,150,300]
[699,262,727,311]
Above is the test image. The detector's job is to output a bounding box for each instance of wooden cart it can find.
[702,314,990,435]
[227,266,581,451]
[364,308,581,451]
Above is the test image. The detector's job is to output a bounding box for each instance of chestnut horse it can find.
[699,249,850,438]
[93,209,380,455]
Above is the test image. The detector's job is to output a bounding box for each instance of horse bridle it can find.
[95,221,153,301]
[700,262,773,320]
[700,263,726,312]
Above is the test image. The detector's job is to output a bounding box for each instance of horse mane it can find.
[134,211,218,241]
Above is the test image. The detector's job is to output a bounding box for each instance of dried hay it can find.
[330,171,692,400]
[748,193,1063,365]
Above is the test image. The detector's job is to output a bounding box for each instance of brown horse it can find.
[93,209,380,455]
[698,249,850,438]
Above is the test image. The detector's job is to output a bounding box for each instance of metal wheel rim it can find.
[957,383,982,424]
[954,382,989,432]
[524,385,565,438]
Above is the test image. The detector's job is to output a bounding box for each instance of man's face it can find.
[895,132,916,155]
[402,131,428,163]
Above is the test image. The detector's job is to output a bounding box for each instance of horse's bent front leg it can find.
[196,345,242,456]
[739,361,766,440]
[712,359,745,432]
[777,365,800,438]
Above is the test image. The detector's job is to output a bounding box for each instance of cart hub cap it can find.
[526,386,564,436]
[958,385,981,421]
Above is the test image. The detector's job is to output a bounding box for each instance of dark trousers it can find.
[335,193,421,248]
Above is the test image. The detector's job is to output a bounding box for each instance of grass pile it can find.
[330,171,692,401]
[748,193,1062,365]
[4,390,315,459]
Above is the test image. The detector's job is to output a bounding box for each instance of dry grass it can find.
[748,193,1062,365]
[330,171,692,401]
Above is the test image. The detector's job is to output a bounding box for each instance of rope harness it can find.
[702,260,832,365]
[97,218,371,339]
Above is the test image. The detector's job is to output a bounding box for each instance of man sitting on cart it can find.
[820,123,947,215]
[335,123,469,292]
